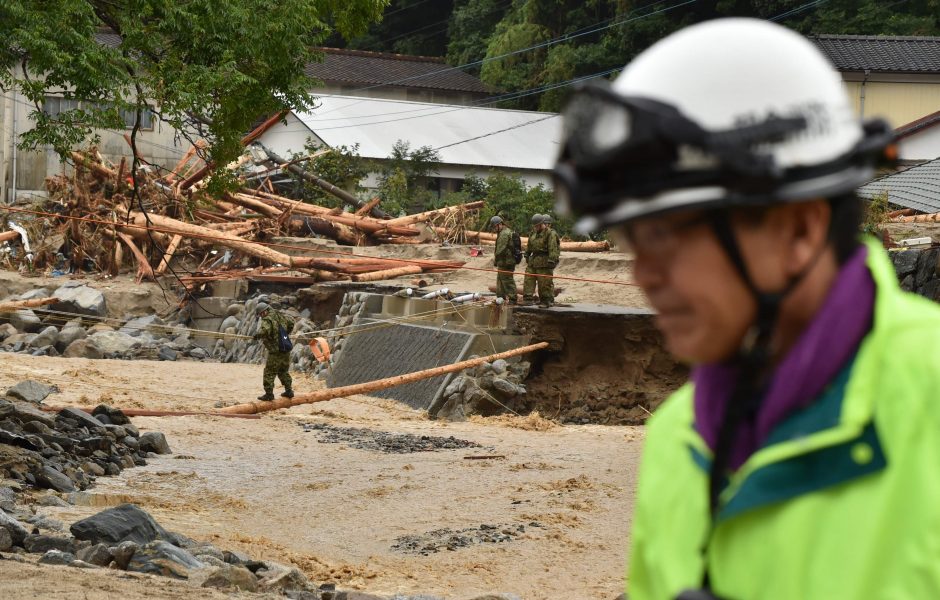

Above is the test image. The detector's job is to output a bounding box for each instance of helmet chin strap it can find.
[697,212,826,594]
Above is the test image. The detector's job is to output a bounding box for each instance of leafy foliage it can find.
[1,0,388,183]
[289,143,371,209]
[376,140,442,215]
[338,1,940,113]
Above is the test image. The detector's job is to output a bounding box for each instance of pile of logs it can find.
[1,113,611,286]
[888,208,940,224]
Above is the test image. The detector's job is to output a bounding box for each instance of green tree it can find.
[1,0,388,184]
[377,140,441,214]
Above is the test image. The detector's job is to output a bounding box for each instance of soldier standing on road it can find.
[525,215,561,307]
[252,302,295,401]
[522,214,545,305]
[490,216,517,304]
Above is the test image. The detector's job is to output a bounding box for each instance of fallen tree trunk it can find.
[895,212,940,223]
[384,202,485,227]
[354,197,382,217]
[226,193,283,218]
[0,297,57,312]
[351,265,423,282]
[0,231,20,243]
[155,234,183,276]
[219,341,550,415]
[129,212,293,265]
[288,216,362,245]
[243,190,419,236]
[116,232,155,282]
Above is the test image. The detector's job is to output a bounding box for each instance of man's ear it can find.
[784,200,831,276]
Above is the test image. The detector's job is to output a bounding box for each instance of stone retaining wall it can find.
[890,247,940,300]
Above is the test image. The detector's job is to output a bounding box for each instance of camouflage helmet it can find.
[530,214,544,225]
[256,302,270,314]
[542,214,553,225]
[489,215,504,228]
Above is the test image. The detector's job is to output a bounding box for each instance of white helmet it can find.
[554,18,894,233]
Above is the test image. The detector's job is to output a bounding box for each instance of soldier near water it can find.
[490,215,518,304]
[252,302,295,401]
[523,214,560,307]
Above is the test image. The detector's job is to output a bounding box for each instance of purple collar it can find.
[692,246,875,470]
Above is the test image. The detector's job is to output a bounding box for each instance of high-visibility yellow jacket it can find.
[628,239,940,600]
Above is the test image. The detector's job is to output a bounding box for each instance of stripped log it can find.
[354,197,382,217]
[289,216,362,245]
[242,190,419,236]
[887,208,915,219]
[0,297,57,312]
[128,212,293,265]
[384,201,485,227]
[116,232,155,281]
[895,212,940,223]
[0,231,20,243]
[219,341,550,415]
[351,265,424,282]
[227,193,283,218]
[70,151,116,180]
[155,234,183,276]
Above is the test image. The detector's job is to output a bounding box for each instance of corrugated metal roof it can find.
[810,34,940,73]
[306,48,490,94]
[858,158,940,213]
[292,95,561,171]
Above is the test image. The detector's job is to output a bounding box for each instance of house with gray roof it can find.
[858,156,940,214]
[810,35,940,131]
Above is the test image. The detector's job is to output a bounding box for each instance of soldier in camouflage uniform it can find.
[525,214,560,307]
[490,216,517,304]
[522,214,545,304]
[252,302,295,401]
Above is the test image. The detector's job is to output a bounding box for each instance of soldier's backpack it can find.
[511,231,523,264]
[277,319,293,352]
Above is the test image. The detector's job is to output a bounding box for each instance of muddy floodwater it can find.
[0,353,644,598]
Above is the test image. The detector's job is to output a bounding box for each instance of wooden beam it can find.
[219,341,550,415]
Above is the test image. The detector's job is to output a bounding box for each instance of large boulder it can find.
[0,323,18,340]
[17,288,51,301]
[51,283,107,317]
[56,324,87,352]
[126,541,203,579]
[88,331,140,355]
[119,315,164,338]
[62,338,103,359]
[70,504,171,546]
[139,432,171,455]
[38,465,76,493]
[8,309,42,333]
[202,564,259,592]
[29,326,59,350]
[5,380,56,404]
[0,510,29,546]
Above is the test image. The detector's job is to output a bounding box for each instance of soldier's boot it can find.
[257,392,275,401]
[281,389,295,399]
[521,296,537,306]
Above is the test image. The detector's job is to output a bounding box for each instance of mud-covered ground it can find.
[0,353,644,599]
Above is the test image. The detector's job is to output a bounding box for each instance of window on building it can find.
[43,96,154,130]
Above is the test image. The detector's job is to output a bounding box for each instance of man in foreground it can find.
[253,302,295,401]
[555,18,940,600]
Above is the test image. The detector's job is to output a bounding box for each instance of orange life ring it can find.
[310,337,331,362]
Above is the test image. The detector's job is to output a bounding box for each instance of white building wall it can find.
[898,126,940,162]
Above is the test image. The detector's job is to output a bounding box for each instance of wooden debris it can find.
[219,341,550,415]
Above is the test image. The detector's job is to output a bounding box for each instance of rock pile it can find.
[0,499,519,599]
[391,522,542,556]
[0,283,211,361]
[0,383,170,491]
[891,247,940,300]
[435,359,531,422]
[301,423,482,454]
